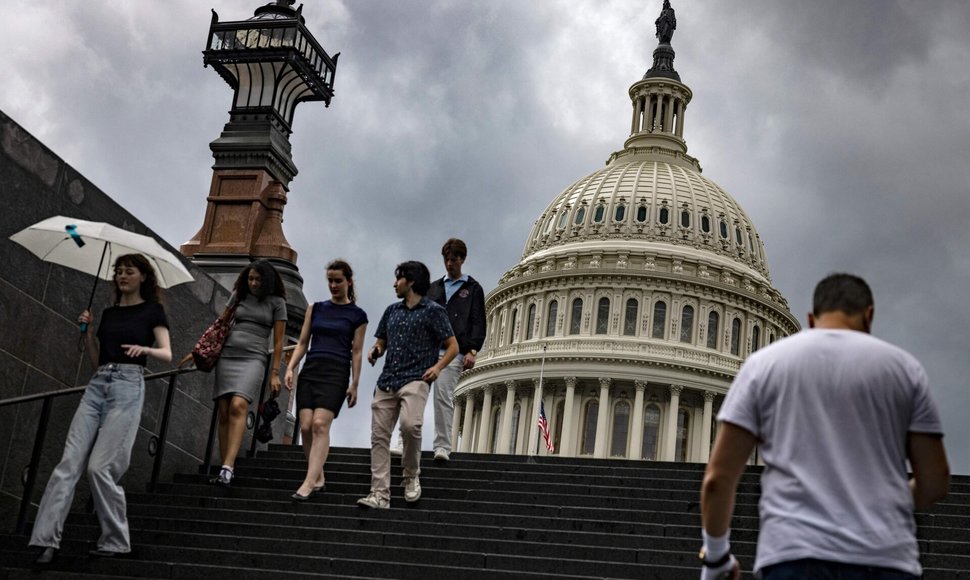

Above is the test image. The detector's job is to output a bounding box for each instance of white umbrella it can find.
[10,216,195,327]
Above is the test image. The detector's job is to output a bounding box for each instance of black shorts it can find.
[295,357,351,416]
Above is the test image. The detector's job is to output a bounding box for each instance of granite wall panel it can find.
[0,110,232,527]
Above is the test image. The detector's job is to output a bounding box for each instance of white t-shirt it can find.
[718,328,943,576]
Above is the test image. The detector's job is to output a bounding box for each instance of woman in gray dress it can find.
[210,260,287,486]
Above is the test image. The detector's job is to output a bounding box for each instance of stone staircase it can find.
[1,445,968,579]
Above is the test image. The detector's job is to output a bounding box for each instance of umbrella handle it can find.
[80,244,109,333]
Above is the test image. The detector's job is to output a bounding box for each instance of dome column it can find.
[497,380,516,454]
[476,385,494,453]
[460,394,476,452]
[560,377,578,457]
[451,395,464,452]
[527,378,545,456]
[593,378,612,458]
[516,389,532,454]
[701,391,716,462]
[663,384,683,461]
[630,380,647,460]
[675,100,686,137]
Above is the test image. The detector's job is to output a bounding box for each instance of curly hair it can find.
[112,253,162,304]
[327,259,357,303]
[233,259,287,302]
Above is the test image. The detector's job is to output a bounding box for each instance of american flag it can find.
[538,400,555,453]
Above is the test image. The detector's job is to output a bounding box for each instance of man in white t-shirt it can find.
[699,273,950,579]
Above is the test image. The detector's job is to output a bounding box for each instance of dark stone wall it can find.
[0,110,249,525]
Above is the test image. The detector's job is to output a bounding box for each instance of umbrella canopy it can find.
[9,216,194,289]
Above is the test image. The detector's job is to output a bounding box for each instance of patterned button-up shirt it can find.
[375,297,454,392]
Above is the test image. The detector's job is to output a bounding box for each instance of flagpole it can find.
[530,344,548,457]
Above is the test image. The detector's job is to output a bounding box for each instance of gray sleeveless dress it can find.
[213,294,287,402]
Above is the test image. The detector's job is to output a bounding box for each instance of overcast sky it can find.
[3,1,969,473]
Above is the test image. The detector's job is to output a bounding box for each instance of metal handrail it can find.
[0,366,195,535]
[3,343,300,535]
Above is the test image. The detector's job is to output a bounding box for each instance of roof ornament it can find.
[645,0,680,81]
[655,0,676,44]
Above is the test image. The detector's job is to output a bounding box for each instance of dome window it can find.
[557,211,568,230]
[701,215,711,233]
[641,405,661,460]
[730,317,741,355]
[636,206,648,222]
[675,409,690,462]
[543,214,555,235]
[569,298,583,335]
[680,210,690,228]
[546,300,558,337]
[652,300,667,339]
[623,298,638,336]
[509,307,518,344]
[751,325,761,352]
[735,227,743,246]
[526,304,536,340]
[595,297,610,334]
[614,204,626,222]
[593,205,606,223]
[659,207,670,225]
[680,305,694,343]
[706,311,719,349]
[574,206,586,225]
[610,401,630,457]
[719,220,728,239]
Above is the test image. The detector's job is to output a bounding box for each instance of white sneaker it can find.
[356,493,389,509]
[433,448,450,462]
[389,443,403,457]
[403,476,422,503]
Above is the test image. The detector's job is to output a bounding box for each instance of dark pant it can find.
[762,559,918,580]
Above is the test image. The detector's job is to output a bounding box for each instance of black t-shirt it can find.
[95,302,169,366]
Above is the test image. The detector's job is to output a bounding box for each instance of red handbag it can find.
[191,305,237,373]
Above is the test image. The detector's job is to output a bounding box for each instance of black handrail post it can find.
[202,403,219,476]
[291,409,301,444]
[246,350,273,458]
[148,373,179,493]
[16,396,53,535]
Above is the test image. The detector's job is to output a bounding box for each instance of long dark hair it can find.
[327,259,357,303]
[113,253,162,304]
[233,259,287,302]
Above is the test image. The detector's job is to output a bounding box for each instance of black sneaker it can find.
[33,547,56,566]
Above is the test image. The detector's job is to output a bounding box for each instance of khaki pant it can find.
[369,381,430,500]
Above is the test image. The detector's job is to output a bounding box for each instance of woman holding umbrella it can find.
[30,253,172,564]
[209,259,287,487]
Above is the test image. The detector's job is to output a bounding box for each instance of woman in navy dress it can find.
[285,260,367,500]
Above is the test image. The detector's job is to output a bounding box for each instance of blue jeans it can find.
[762,559,919,580]
[29,363,145,553]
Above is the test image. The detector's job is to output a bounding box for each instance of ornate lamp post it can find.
[181,0,339,325]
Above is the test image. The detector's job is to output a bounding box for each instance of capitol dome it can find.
[451,5,799,463]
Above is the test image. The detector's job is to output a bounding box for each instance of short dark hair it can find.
[812,273,873,316]
[395,261,431,296]
[441,238,467,260]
